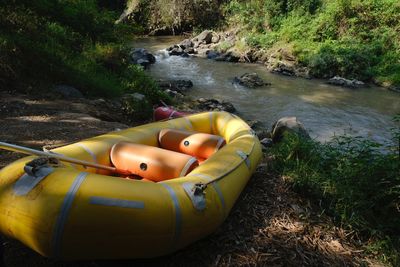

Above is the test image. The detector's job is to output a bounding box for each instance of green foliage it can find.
[304,40,380,79]
[223,0,400,86]
[268,120,400,264]
[0,0,168,110]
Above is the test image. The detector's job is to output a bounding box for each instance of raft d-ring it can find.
[236,150,251,169]
[183,182,206,211]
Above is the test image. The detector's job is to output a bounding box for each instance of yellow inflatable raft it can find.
[0,111,262,260]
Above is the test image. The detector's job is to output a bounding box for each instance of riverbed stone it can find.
[206,50,220,59]
[169,47,184,56]
[196,98,236,113]
[179,39,193,49]
[215,51,240,62]
[234,73,271,88]
[184,47,196,54]
[193,30,213,44]
[271,117,310,143]
[165,89,184,98]
[270,62,295,76]
[157,79,193,94]
[211,32,220,43]
[129,48,156,68]
[328,76,365,88]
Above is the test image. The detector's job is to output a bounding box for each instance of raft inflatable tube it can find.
[159,129,226,159]
[0,111,262,260]
[110,142,199,182]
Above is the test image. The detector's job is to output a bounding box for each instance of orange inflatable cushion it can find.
[110,142,199,182]
[158,129,226,159]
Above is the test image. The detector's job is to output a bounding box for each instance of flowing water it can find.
[134,36,400,143]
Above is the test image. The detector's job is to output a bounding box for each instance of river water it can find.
[134,36,400,143]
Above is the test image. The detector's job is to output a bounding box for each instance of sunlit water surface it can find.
[134,36,400,143]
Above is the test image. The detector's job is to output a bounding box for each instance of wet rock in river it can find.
[184,47,196,54]
[129,48,156,68]
[271,117,310,143]
[164,89,185,99]
[157,79,193,94]
[214,52,238,62]
[196,98,236,113]
[206,50,220,59]
[234,73,271,88]
[168,42,196,56]
[328,76,365,88]
[179,39,194,49]
[270,62,295,76]
[169,46,184,56]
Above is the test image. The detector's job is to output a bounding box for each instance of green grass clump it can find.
[268,116,400,265]
[0,0,169,106]
[223,0,400,86]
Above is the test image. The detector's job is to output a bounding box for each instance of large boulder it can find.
[328,76,365,88]
[179,39,194,49]
[193,30,213,44]
[129,48,156,69]
[211,32,220,43]
[271,117,310,143]
[234,73,271,88]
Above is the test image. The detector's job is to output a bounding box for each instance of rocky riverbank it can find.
[162,30,400,92]
[165,30,311,80]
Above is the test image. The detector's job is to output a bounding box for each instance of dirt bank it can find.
[0,93,383,266]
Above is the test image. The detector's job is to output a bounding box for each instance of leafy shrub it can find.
[268,118,400,264]
[223,0,400,85]
[304,41,379,79]
[0,0,169,107]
